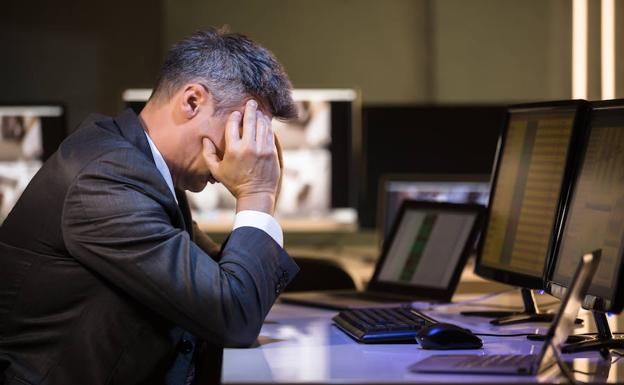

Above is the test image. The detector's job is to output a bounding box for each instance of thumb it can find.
[202,138,220,173]
[274,133,283,206]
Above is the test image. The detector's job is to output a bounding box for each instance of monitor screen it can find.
[123,89,358,224]
[475,101,588,289]
[549,101,624,313]
[378,174,490,240]
[0,105,65,222]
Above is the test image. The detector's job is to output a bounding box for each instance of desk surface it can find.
[222,293,624,384]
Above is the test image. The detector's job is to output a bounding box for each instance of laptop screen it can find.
[376,205,479,289]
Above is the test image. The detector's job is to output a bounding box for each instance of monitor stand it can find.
[561,311,624,356]
[461,288,574,325]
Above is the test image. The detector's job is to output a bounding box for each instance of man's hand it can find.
[274,133,284,206]
[203,100,280,215]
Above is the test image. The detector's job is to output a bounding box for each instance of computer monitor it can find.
[122,89,359,224]
[546,99,624,353]
[359,105,506,228]
[377,173,490,242]
[0,104,66,222]
[472,100,590,325]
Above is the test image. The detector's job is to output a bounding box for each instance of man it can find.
[0,28,299,385]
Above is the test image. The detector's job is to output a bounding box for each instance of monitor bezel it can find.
[368,200,486,302]
[474,100,590,290]
[546,99,624,314]
[376,173,491,242]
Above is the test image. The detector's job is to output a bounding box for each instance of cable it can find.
[571,369,596,376]
[568,354,623,376]
[475,330,624,339]
[423,288,566,312]
[474,332,537,337]
[551,339,585,385]
[519,331,624,340]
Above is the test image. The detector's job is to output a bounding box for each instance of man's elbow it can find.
[222,326,261,348]
[199,298,265,347]
[194,313,262,347]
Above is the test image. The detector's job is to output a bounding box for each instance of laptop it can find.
[280,201,485,310]
[409,250,601,375]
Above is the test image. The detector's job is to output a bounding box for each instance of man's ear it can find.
[180,84,207,119]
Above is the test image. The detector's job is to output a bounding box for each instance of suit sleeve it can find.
[192,220,222,259]
[61,149,299,347]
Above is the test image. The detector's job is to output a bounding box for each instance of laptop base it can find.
[409,354,539,375]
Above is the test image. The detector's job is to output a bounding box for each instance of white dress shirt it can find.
[143,131,284,247]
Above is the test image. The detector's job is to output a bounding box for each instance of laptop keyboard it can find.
[332,306,434,343]
[410,354,538,375]
[452,354,536,369]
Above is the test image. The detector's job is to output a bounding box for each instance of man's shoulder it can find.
[57,112,153,176]
[78,112,114,129]
[62,113,128,152]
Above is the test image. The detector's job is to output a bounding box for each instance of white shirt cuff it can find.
[232,210,284,247]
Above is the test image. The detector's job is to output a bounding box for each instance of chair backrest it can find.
[284,256,357,292]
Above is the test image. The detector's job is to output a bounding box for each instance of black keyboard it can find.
[332,306,436,343]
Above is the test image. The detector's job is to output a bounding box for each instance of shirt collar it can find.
[143,130,178,203]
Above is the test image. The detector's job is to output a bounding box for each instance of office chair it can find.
[284,256,357,292]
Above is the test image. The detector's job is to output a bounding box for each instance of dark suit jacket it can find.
[0,109,298,385]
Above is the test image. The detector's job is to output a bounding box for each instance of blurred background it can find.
[3,0,624,127]
[1,0,623,267]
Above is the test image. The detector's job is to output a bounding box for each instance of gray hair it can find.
[151,27,297,120]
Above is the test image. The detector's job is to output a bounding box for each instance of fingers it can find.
[266,116,275,147]
[273,133,283,207]
[256,111,268,144]
[274,133,283,169]
[252,108,275,152]
[242,99,258,142]
[202,138,219,171]
[225,111,242,146]
[256,112,275,148]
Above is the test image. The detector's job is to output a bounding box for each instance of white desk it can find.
[222,293,624,384]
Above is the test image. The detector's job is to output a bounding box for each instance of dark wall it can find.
[0,0,163,132]
[163,0,434,105]
[359,105,507,228]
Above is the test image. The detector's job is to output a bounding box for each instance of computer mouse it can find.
[416,323,483,350]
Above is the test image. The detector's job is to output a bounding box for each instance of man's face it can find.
[176,96,271,192]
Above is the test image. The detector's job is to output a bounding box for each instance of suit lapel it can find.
[113,109,189,234]
[113,109,154,164]
[175,189,194,240]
